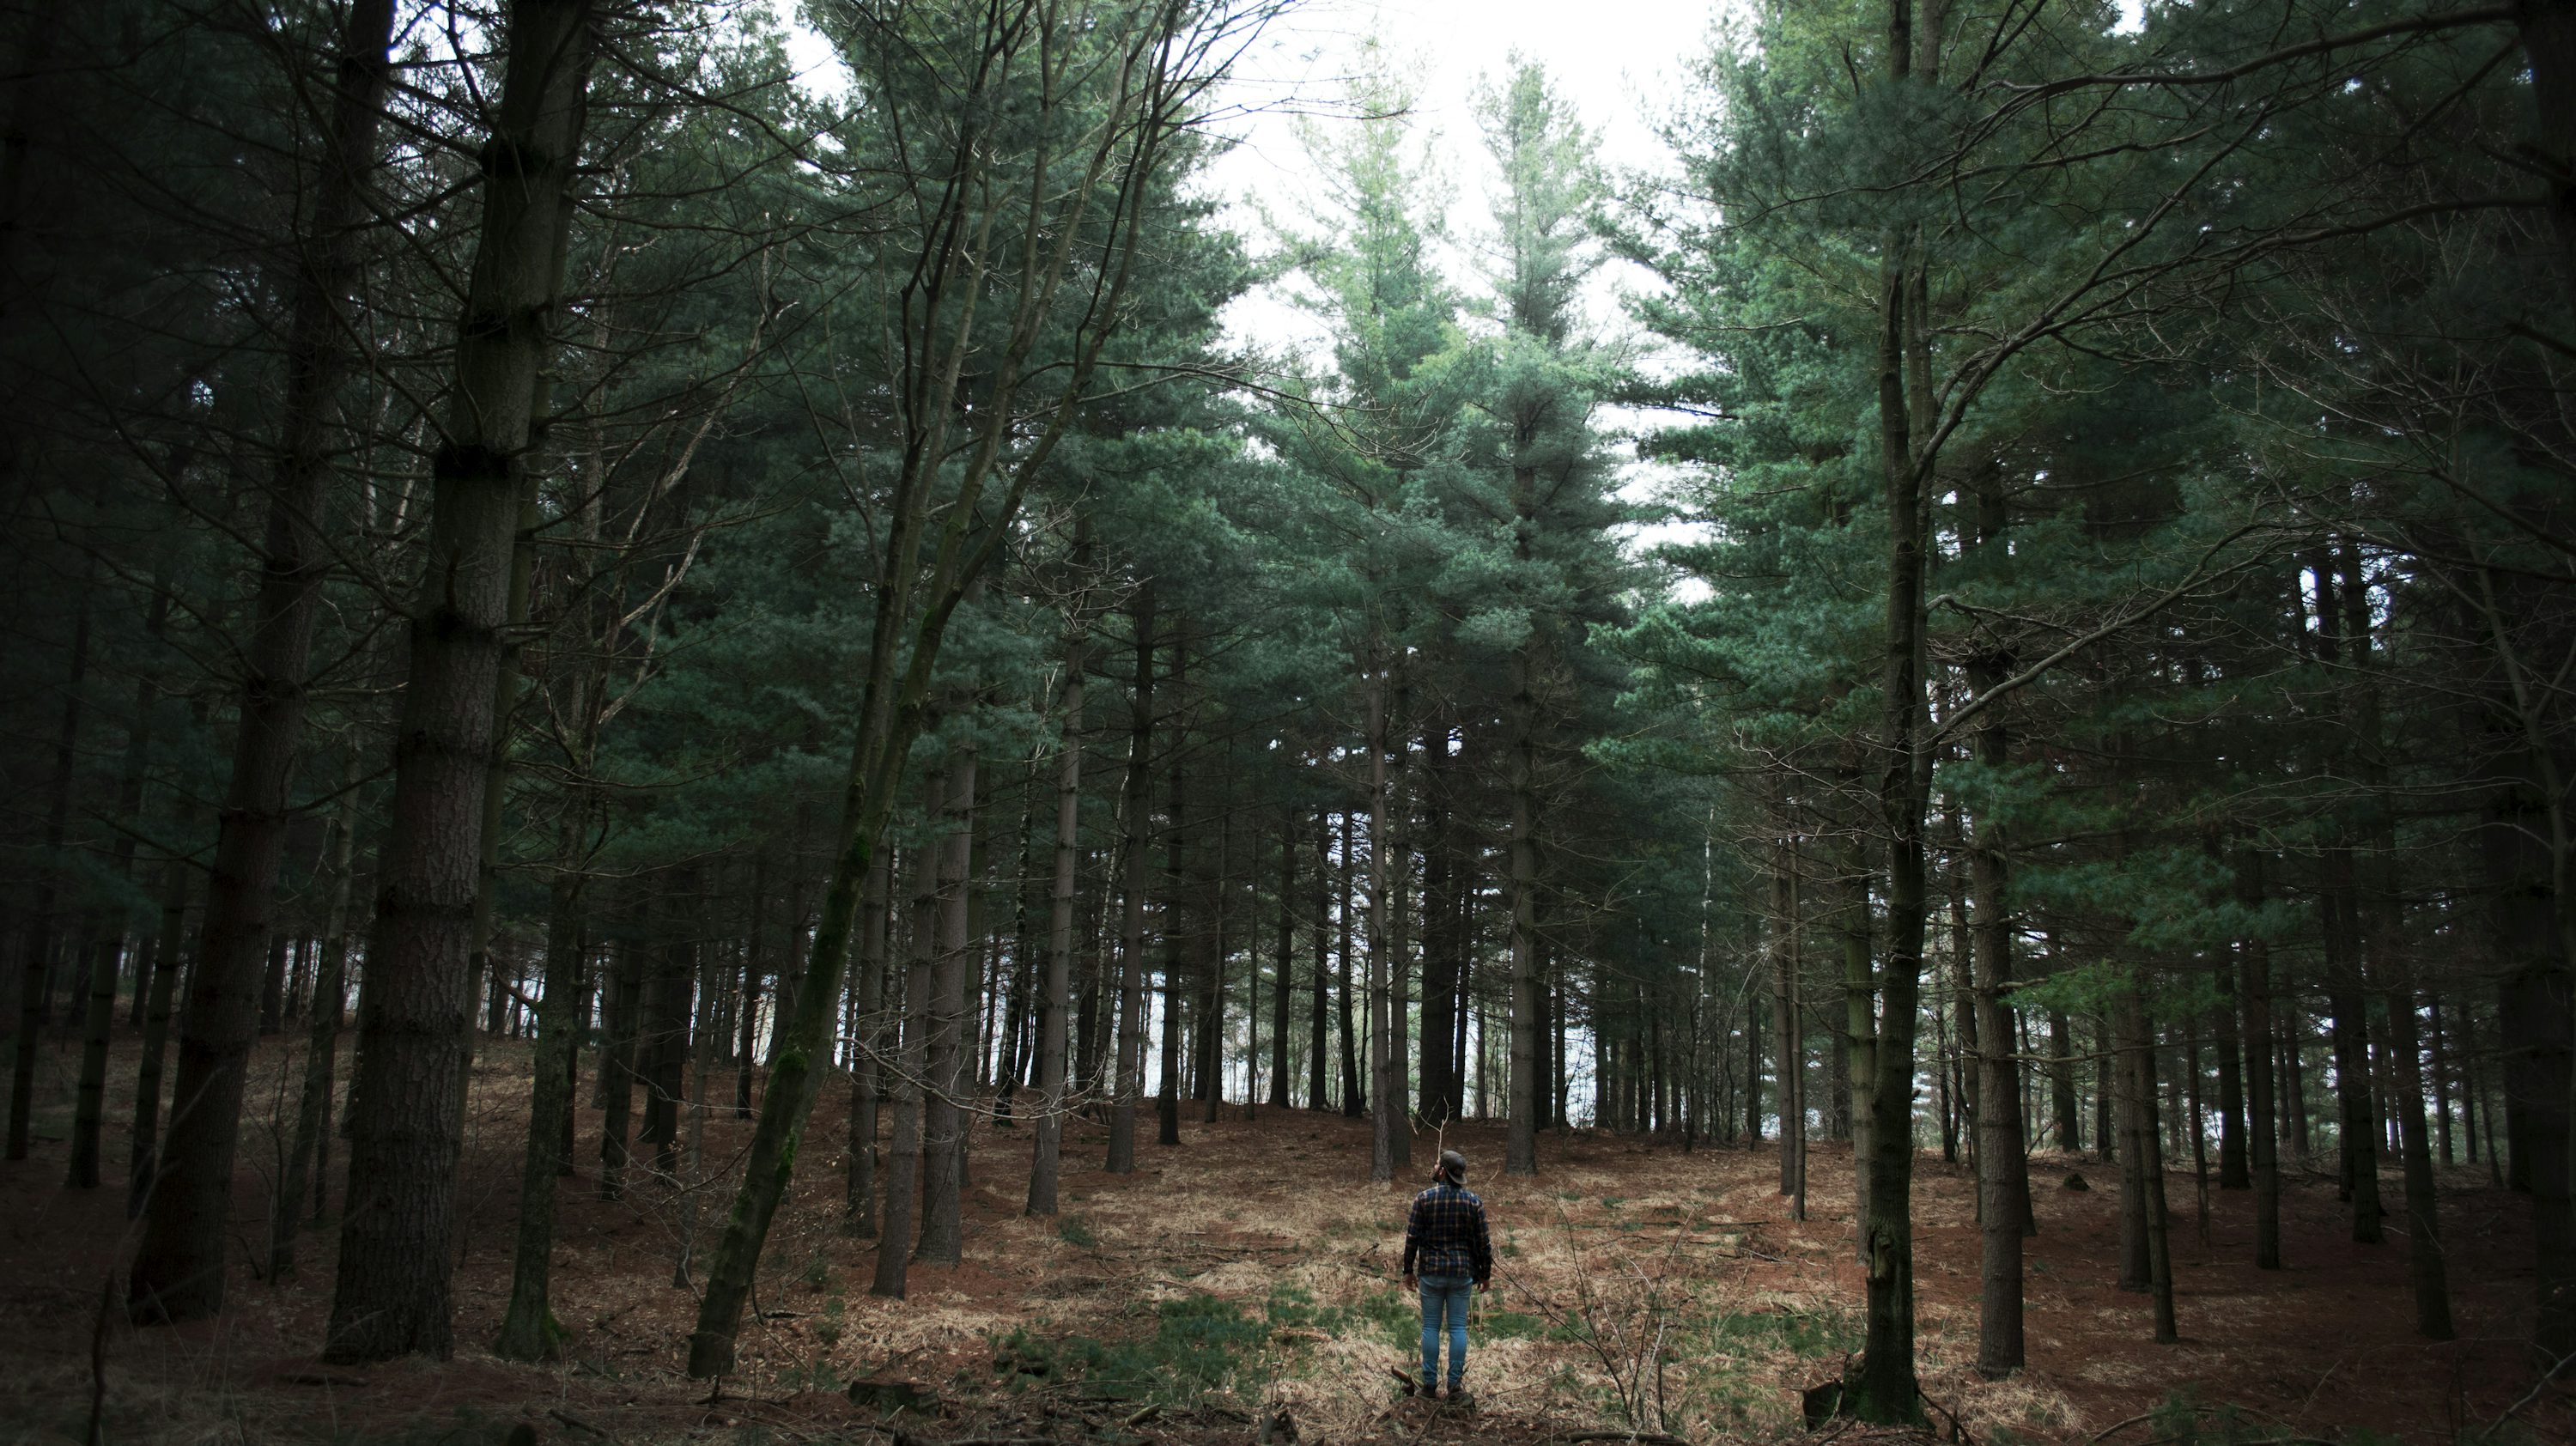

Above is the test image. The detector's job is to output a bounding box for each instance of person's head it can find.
[1437,1149,1467,1187]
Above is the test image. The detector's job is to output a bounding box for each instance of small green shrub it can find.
[993,1293,1273,1404]
[1057,1215,1098,1249]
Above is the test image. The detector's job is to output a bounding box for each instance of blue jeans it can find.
[1418,1274,1471,1387]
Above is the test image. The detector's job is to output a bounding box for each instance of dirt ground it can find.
[1,1033,2568,1446]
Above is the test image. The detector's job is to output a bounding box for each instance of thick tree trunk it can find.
[126,0,397,1320]
[1967,675,2026,1375]
[917,730,978,1266]
[1773,835,1805,1216]
[1851,107,1927,1413]
[2117,1002,2152,1291]
[322,0,591,1364]
[847,853,890,1232]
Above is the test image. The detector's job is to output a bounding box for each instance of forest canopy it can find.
[0,0,2571,1440]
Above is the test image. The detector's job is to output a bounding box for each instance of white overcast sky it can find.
[776,0,1725,356]
[1192,0,1720,357]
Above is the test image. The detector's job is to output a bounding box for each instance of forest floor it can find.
[0,1032,2567,1446]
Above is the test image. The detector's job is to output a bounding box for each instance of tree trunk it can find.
[14,581,91,1162]
[2126,993,2178,1343]
[1028,616,1086,1213]
[1506,630,1542,1176]
[2385,980,2453,1339]
[125,0,398,1319]
[1310,811,1331,1110]
[493,810,588,1360]
[598,933,643,1200]
[676,933,720,1286]
[2117,1001,2152,1292]
[1338,810,1361,1118]
[72,586,176,1188]
[874,786,941,1299]
[1967,676,2026,1374]
[1851,74,1929,1407]
[2049,1010,2078,1154]
[127,825,195,1217]
[738,855,767,1116]
[1773,831,1805,1217]
[1158,624,1190,1149]
[270,768,361,1273]
[916,726,978,1267]
[1366,659,1398,1183]
[1109,593,1154,1173]
[2212,955,2249,1190]
[322,0,592,1364]
[847,852,890,1233]
[1269,815,1297,1110]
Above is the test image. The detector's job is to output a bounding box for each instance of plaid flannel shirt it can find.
[1401,1180,1492,1285]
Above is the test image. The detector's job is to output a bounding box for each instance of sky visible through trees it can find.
[2,0,2573,1441]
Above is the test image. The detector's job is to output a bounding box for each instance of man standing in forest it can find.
[1400,1148,1493,1406]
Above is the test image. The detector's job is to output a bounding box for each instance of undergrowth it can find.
[990,1286,1434,1406]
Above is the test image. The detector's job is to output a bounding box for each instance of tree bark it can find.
[1366,656,1398,1183]
[14,577,91,1160]
[493,810,588,1359]
[1310,810,1331,1110]
[270,767,361,1273]
[873,787,940,1299]
[323,0,592,1363]
[1773,830,1805,1217]
[2124,993,2178,1343]
[1966,662,2026,1373]
[598,933,644,1200]
[1269,815,1297,1110]
[847,853,890,1232]
[2385,980,2454,1339]
[1851,124,1927,1419]
[126,824,195,1217]
[1338,810,1361,1118]
[916,725,978,1267]
[1507,617,1543,1176]
[125,0,397,1319]
[1158,623,1189,1150]
[1028,616,1086,1213]
[1109,592,1154,1173]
